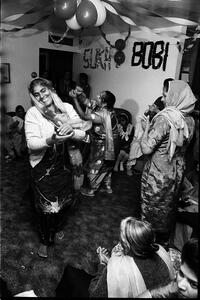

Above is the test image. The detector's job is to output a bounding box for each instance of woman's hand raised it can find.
[54,132,75,143]
[56,123,74,136]
[46,125,75,146]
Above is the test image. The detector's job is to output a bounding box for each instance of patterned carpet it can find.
[1,157,141,297]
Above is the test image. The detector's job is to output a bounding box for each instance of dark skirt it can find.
[31,143,74,214]
[56,265,93,298]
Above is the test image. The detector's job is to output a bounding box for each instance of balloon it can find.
[66,14,81,30]
[114,51,125,66]
[115,39,126,51]
[76,0,97,28]
[54,0,77,19]
[89,0,106,27]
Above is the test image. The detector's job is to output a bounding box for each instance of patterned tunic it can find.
[141,115,195,235]
[85,109,120,190]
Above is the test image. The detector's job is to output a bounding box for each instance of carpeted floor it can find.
[1,157,141,297]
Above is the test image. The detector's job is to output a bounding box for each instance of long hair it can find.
[102,91,116,109]
[119,217,159,257]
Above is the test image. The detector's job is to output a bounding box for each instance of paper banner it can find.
[3,6,46,22]
[102,1,136,25]
[107,0,120,3]
[164,17,199,27]
[0,13,52,32]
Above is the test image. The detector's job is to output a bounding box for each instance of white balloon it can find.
[66,14,81,30]
[89,0,106,27]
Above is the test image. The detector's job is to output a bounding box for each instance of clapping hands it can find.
[97,247,110,265]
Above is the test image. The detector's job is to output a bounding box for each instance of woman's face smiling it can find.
[96,91,106,107]
[33,84,53,107]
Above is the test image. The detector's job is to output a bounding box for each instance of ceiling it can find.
[1,0,200,38]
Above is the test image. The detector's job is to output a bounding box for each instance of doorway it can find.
[39,48,74,93]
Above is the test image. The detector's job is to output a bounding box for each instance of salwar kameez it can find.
[140,93,196,248]
[84,109,120,192]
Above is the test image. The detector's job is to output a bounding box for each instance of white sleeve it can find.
[64,103,86,140]
[25,108,50,151]
[64,103,81,120]
[73,129,86,140]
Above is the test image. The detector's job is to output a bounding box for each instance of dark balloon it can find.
[54,0,77,20]
[31,72,38,78]
[114,51,125,66]
[76,0,97,27]
[115,39,126,51]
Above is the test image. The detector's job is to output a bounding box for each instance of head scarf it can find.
[30,90,92,131]
[153,80,196,161]
[107,242,175,297]
[166,80,196,114]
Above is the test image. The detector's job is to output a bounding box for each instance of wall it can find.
[2,30,80,112]
[73,29,184,123]
[3,27,183,121]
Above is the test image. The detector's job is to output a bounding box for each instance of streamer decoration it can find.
[99,25,131,67]
[0,13,53,32]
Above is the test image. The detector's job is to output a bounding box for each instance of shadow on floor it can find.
[1,157,141,297]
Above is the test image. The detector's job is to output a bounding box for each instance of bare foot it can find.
[97,247,110,265]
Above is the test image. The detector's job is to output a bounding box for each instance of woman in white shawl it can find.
[25,78,91,258]
[89,217,175,298]
[140,80,196,249]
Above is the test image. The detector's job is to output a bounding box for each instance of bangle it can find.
[46,137,54,146]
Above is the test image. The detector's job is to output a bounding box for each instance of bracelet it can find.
[46,137,54,146]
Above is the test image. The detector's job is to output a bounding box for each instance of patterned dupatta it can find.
[107,243,175,298]
[30,91,92,131]
[107,243,147,298]
[30,91,92,191]
[102,109,115,161]
[153,80,196,162]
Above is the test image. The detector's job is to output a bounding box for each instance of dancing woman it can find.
[25,78,91,258]
[70,89,120,197]
[140,80,196,249]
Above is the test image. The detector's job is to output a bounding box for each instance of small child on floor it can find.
[113,112,134,175]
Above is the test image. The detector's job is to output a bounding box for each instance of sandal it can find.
[81,188,95,197]
[55,230,65,240]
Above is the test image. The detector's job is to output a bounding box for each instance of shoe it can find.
[81,188,95,197]
[37,244,48,258]
[99,188,113,194]
[55,230,65,240]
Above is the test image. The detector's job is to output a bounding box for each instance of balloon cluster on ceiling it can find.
[54,0,107,30]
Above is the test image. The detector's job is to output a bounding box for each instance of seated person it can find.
[113,111,135,174]
[70,87,120,197]
[12,105,27,157]
[4,113,17,161]
[170,186,198,252]
[138,238,198,298]
[56,217,175,298]
[144,96,165,120]
[58,71,76,104]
